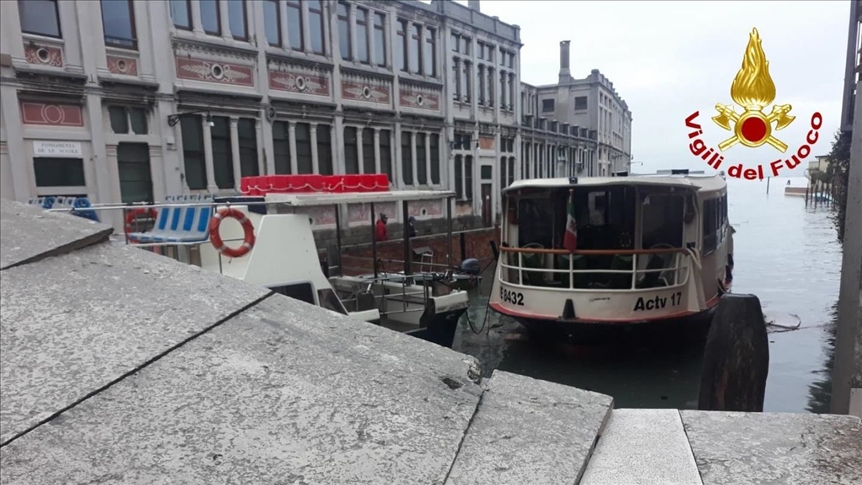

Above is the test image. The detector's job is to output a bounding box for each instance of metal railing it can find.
[499,246,693,292]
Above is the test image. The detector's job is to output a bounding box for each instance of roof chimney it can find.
[559,40,571,83]
[468,0,481,12]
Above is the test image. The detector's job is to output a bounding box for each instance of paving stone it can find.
[680,411,862,485]
[0,241,269,444]
[0,198,112,270]
[580,409,702,485]
[444,370,613,485]
[0,294,484,485]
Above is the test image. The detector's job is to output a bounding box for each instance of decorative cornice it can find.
[176,88,263,104]
[341,65,395,83]
[14,66,87,84]
[98,76,159,90]
[172,37,259,61]
[266,52,334,71]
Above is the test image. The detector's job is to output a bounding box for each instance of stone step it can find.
[444,370,614,485]
[580,409,703,485]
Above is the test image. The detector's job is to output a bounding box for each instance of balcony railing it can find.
[499,246,693,292]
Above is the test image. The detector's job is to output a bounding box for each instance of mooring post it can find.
[766,176,770,194]
[698,294,769,412]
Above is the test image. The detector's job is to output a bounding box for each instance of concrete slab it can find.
[580,409,702,485]
[681,411,862,485]
[0,241,269,444]
[444,370,613,485]
[0,198,112,270]
[0,294,484,485]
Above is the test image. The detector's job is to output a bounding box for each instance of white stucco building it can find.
[0,0,530,228]
[523,40,632,177]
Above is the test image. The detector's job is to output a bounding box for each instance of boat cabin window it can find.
[271,282,317,306]
[640,192,684,249]
[514,186,636,251]
[572,186,636,251]
[702,194,727,255]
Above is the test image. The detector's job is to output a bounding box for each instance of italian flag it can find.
[564,190,578,252]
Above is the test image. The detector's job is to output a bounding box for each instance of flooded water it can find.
[452,176,844,412]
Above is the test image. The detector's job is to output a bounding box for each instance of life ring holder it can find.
[124,207,158,239]
[209,207,256,259]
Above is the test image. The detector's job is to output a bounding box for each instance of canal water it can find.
[452,176,843,413]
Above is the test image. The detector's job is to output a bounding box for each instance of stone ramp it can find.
[681,411,862,485]
[0,198,613,483]
[0,295,485,485]
[0,237,270,444]
[445,371,613,485]
[0,198,112,270]
[581,409,702,485]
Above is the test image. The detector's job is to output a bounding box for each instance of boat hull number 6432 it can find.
[500,287,524,306]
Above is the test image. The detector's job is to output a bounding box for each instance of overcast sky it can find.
[456,0,849,175]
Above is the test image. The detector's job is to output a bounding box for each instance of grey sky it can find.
[459,0,848,174]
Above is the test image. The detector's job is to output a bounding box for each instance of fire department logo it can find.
[685,28,823,180]
[712,28,795,153]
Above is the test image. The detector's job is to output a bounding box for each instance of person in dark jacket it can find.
[375,213,388,241]
[407,216,417,238]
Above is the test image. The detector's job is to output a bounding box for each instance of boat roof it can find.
[265,189,455,207]
[503,174,726,193]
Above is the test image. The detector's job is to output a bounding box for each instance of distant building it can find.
[808,155,832,177]
[0,0,521,228]
[522,40,632,177]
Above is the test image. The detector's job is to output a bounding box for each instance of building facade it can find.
[0,0,523,228]
[840,0,861,133]
[523,40,631,177]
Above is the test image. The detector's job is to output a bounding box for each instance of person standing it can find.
[407,216,417,238]
[376,213,388,241]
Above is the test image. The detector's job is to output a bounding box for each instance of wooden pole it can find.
[402,201,411,276]
[766,176,770,194]
[371,203,378,278]
[805,179,810,207]
[698,294,769,412]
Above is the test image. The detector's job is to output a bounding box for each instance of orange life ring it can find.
[209,208,256,258]
[125,207,158,235]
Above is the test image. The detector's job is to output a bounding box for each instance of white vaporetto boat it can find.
[490,171,734,333]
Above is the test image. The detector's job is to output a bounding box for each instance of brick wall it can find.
[335,225,500,276]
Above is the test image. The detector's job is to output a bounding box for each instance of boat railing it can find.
[498,246,693,292]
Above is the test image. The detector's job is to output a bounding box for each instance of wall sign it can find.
[33,141,83,158]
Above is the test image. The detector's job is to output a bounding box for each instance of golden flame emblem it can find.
[712,28,795,152]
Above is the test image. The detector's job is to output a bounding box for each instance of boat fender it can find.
[124,207,158,236]
[209,208,256,259]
